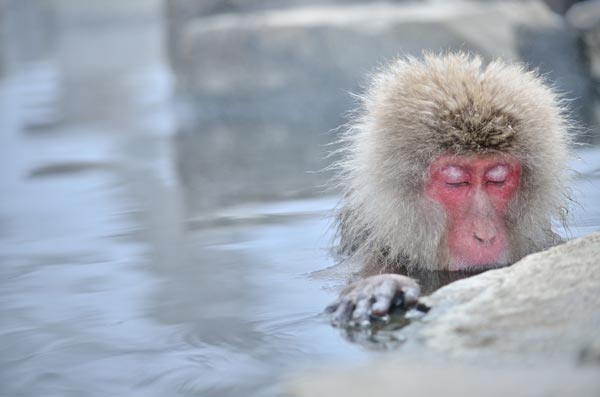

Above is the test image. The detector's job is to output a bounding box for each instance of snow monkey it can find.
[326,53,572,326]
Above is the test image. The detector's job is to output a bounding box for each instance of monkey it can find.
[326,53,572,326]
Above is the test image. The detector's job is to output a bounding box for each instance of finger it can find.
[401,285,420,307]
[332,300,355,325]
[351,297,372,325]
[371,279,396,316]
[371,294,393,316]
[375,278,397,297]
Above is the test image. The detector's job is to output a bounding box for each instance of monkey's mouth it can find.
[448,249,511,271]
[449,261,510,272]
[445,228,511,271]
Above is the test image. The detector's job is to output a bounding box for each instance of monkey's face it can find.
[425,154,521,270]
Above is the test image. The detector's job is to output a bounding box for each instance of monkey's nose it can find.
[472,216,496,245]
[473,220,497,244]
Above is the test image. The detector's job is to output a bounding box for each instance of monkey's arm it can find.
[325,274,420,326]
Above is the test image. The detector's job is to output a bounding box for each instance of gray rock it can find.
[413,230,600,358]
[165,0,414,76]
[567,0,600,114]
[168,1,595,207]
[288,231,600,396]
[566,0,600,29]
[169,1,593,135]
[544,0,581,14]
[289,363,600,397]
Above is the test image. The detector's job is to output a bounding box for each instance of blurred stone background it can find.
[1,0,599,212]
[164,0,600,210]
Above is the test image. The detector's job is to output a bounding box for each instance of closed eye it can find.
[486,180,505,186]
[441,166,470,187]
[445,182,470,187]
[486,165,509,184]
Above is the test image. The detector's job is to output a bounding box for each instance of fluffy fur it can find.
[334,53,572,274]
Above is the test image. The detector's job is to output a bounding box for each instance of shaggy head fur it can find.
[335,53,572,273]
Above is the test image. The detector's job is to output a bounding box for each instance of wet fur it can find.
[334,53,572,274]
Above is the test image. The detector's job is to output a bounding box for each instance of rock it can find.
[165,0,414,78]
[174,121,329,212]
[566,0,600,109]
[289,364,600,397]
[288,231,600,397]
[544,0,581,14]
[167,1,597,209]
[167,1,595,208]
[169,1,591,128]
[412,231,600,358]
[539,0,600,135]
[566,0,600,30]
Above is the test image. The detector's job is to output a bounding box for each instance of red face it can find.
[425,154,521,270]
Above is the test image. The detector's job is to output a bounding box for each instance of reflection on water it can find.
[0,2,363,396]
[0,2,599,396]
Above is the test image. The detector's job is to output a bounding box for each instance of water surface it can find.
[0,2,599,396]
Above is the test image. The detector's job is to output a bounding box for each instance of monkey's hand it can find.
[325,274,420,327]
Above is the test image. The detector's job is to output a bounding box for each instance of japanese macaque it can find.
[327,53,572,326]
